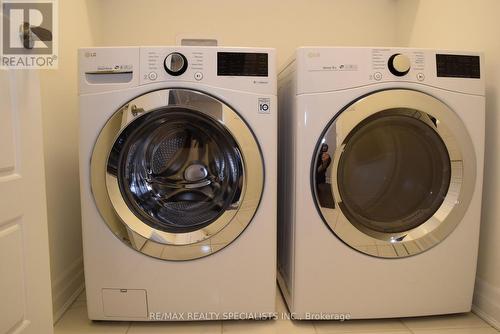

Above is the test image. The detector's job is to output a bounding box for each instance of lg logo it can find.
[1,0,58,68]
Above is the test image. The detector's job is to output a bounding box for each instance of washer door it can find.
[312,89,476,258]
[91,89,263,260]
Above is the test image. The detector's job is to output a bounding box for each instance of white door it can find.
[0,70,53,334]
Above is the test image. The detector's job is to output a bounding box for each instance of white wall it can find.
[86,0,397,67]
[38,0,94,322]
[396,0,500,329]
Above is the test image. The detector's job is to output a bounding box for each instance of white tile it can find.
[54,304,129,334]
[223,319,315,334]
[313,319,408,333]
[128,321,222,334]
[412,328,499,334]
[402,312,491,330]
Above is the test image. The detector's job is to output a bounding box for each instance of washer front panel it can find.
[312,89,476,258]
[91,89,264,260]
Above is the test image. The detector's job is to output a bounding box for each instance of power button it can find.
[148,72,158,81]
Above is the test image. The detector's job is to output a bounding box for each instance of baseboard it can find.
[51,256,85,324]
[53,283,84,324]
[472,277,500,330]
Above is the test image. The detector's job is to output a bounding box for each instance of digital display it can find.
[217,52,268,77]
[436,54,480,79]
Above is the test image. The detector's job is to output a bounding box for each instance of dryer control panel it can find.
[293,47,485,96]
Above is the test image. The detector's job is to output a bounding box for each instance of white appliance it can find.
[79,46,277,321]
[278,47,485,319]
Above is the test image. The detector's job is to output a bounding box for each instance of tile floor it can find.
[55,287,499,334]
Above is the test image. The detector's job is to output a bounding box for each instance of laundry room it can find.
[0,0,499,333]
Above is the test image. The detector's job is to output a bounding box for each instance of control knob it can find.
[164,52,188,76]
[388,53,410,76]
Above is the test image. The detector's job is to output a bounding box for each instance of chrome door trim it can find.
[91,88,264,260]
[312,89,476,258]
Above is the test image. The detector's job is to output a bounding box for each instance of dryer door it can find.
[312,89,476,258]
[91,89,263,260]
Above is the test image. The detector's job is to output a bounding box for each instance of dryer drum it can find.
[337,111,452,234]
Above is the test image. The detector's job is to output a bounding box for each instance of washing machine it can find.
[78,46,276,321]
[277,47,485,319]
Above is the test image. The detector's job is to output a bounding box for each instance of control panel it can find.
[296,47,484,96]
[142,48,205,83]
[139,47,275,94]
[78,47,276,95]
[370,48,426,82]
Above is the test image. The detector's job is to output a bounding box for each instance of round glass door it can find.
[337,110,451,234]
[91,89,264,261]
[312,89,476,258]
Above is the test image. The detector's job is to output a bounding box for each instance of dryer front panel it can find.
[91,88,264,260]
[312,89,476,258]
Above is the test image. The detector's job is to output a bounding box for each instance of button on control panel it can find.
[148,72,158,81]
[194,72,203,81]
